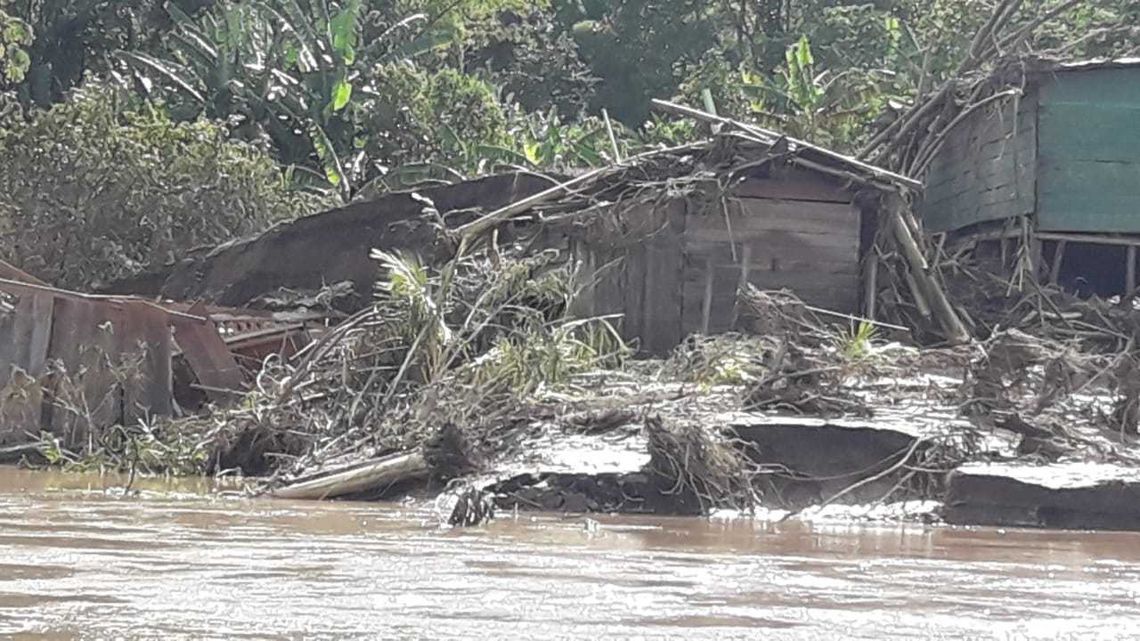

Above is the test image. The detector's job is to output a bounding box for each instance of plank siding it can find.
[1037,68,1140,233]
[921,93,1037,232]
[574,186,862,353]
[640,201,686,353]
[729,165,851,202]
[681,195,861,337]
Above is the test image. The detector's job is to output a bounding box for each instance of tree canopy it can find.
[0,0,1136,285]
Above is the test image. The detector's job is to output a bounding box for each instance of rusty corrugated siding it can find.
[0,278,187,447]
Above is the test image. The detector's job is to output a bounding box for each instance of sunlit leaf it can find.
[331,79,352,110]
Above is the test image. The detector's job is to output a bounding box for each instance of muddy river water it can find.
[2,467,1140,640]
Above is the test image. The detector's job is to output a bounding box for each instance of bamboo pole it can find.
[905,269,932,319]
[456,167,611,242]
[649,99,923,190]
[602,108,621,162]
[885,195,970,344]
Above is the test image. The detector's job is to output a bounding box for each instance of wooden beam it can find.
[1036,232,1140,248]
[738,243,752,291]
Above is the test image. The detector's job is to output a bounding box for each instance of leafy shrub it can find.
[362,63,511,172]
[0,84,313,289]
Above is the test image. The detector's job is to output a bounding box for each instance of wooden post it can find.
[863,245,879,321]
[738,244,752,291]
[701,258,714,335]
[270,450,429,500]
[1127,246,1137,305]
[1024,217,1042,282]
[733,244,752,330]
[1049,240,1067,285]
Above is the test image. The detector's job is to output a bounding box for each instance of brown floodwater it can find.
[2,466,1140,640]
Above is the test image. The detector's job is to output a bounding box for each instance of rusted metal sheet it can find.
[0,290,54,385]
[0,258,48,286]
[0,287,53,443]
[173,315,245,402]
[0,276,222,444]
[0,270,326,443]
[224,324,310,364]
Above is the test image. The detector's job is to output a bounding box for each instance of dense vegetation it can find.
[0,0,1136,286]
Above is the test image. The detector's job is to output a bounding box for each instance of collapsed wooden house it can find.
[0,259,311,450]
[119,109,958,355]
[472,103,950,353]
[921,58,1140,298]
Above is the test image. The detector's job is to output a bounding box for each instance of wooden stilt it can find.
[1049,240,1067,285]
[1126,246,1137,305]
[863,246,879,321]
[1024,218,1042,281]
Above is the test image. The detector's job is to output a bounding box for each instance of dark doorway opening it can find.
[1043,240,1135,299]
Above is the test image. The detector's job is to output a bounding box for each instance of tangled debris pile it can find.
[175,253,1140,522]
[193,244,628,496]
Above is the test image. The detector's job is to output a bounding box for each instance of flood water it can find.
[3,467,1140,640]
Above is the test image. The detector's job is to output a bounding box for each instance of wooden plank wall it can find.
[922,93,1037,233]
[576,170,861,353]
[683,182,861,337]
[581,200,687,354]
[1036,67,1140,233]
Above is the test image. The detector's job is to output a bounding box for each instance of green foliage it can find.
[834,321,878,361]
[0,84,311,289]
[34,420,210,476]
[479,317,627,394]
[0,8,31,84]
[2,0,213,105]
[460,7,595,116]
[369,244,628,398]
[559,0,717,125]
[121,0,378,197]
[4,0,1138,205]
[363,63,511,173]
[661,335,766,389]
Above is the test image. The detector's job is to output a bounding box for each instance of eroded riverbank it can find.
[3,467,1140,640]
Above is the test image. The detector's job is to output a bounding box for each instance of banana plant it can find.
[738,35,888,150]
[119,0,446,199]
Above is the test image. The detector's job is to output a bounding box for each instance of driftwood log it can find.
[270,449,429,500]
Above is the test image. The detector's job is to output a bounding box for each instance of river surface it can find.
[2,467,1140,640]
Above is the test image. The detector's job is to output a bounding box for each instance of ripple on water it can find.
[3,466,1140,640]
